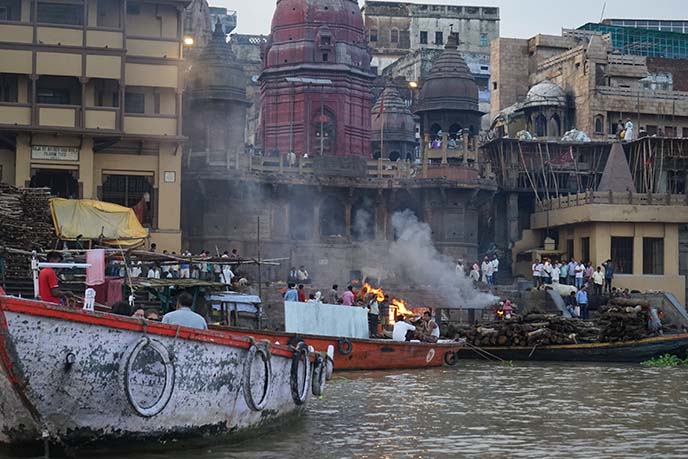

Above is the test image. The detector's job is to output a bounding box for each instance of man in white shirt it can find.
[162,292,208,330]
[532,259,541,287]
[491,255,499,285]
[551,262,560,284]
[392,315,416,342]
[481,257,490,284]
[542,259,552,285]
[485,259,495,286]
[574,262,585,289]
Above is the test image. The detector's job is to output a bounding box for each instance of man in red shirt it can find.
[38,252,73,305]
[297,284,306,302]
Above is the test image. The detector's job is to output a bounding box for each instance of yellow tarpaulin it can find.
[49,198,149,247]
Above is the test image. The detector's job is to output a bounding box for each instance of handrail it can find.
[536,191,688,211]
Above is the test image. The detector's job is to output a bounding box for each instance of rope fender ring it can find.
[311,353,326,397]
[444,350,458,366]
[290,342,311,405]
[123,337,175,417]
[242,342,273,412]
[337,337,353,356]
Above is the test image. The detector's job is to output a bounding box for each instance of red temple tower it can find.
[259,0,374,157]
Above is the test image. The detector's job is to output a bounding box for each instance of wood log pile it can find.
[454,312,601,347]
[597,298,651,343]
[0,184,55,278]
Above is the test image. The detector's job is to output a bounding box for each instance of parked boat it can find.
[0,295,326,450]
[216,326,465,371]
[455,333,688,363]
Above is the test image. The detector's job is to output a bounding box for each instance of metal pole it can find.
[289,82,294,155]
[257,216,262,329]
[320,84,324,156]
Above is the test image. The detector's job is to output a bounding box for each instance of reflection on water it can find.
[6,361,688,459]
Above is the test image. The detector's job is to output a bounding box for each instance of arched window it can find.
[312,109,336,155]
[534,113,547,137]
[369,28,378,42]
[549,114,561,138]
[594,115,604,134]
[352,198,375,241]
[390,29,399,43]
[448,123,462,136]
[389,151,400,161]
[290,202,314,240]
[429,123,442,136]
[319,196,346,237]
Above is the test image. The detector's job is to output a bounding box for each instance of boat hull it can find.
[0,297,315,448]
[219,327,464,371]
[455,334,688,363]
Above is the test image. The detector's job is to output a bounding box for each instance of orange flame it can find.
[361,283,414,323]
[362,282,385,302]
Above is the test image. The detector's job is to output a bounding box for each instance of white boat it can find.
[0,295,327,451]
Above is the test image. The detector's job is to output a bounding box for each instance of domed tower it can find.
[520,79,568,138]
[184,19,249,164]
[415,32,483,142]
[259,0,374,157]
[371,86,417,161]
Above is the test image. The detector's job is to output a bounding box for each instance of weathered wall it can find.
[489,37,528,120]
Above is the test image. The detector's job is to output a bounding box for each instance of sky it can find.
[218,0,685,37]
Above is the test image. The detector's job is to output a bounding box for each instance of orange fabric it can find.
[38,267,60,304]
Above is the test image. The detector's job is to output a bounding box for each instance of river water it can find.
[5,361,688,459]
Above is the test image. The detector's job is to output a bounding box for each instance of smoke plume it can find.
[388,210,498,309]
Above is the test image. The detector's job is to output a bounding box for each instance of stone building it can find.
[182,0,497,285]
[371,86,416,160]
[361,1,499,75]
[258,0,374,158]
[490,30,688,139]
[0,0,190,251]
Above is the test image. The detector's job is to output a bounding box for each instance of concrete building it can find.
[361,1,499,75]
[0,0,190,251]
[490,31,688,140]
[182,0,497,284]
[601,18,688,34]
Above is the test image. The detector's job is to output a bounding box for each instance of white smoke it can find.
[353,207,372,239]
[388,210,498,309]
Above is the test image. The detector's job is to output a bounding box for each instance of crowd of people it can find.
[456,254,500,286]
[532,257,614,293]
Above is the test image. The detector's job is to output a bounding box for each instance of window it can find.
[435,31,443,45]
[493,81,498,90]
[665,126,676,137]
[153,92,160,114]
[0,0,21,21]
[420,31,427,44]
[322,53,328,62]
[101,175,153,225]
[126,2,139,14]
[369,28,377,42]
[480,33,488,47]
[566,239,574,259]
[370,66,378,75]
[97,0,120,27]
[594,115,604,134]
[37,88,70,104]
[643,238,664,274]
[124,92,145,113]
[611,237,634,274]
[581,237,590,264]
[320,36,331,46]
[390,28,398,43]
[0,74,18,103]
[37,1,84,26]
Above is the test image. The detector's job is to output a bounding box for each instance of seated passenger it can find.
[162,292,208,330]
[392,315,416,342]
[420,311,440,343]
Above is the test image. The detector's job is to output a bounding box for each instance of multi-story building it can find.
[578,22,688,59]
[0,0,190,251]
[602,18,688,34]
[361,1,499,75]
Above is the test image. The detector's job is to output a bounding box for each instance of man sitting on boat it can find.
[162,292,208,330]
[392,315,416,342]
[418,311,440,343]
[38,251,75,305]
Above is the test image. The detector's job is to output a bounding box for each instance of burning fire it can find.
[361,283,414,322]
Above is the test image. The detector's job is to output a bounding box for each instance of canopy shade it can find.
[49,198,149,247]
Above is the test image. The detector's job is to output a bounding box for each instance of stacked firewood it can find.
[597,298,651,342]
[454,313,600,347]
[0,184,55,278]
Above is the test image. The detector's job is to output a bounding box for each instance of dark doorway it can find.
[30,169,79,198]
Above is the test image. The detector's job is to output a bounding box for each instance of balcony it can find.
[0,103,31,125]
[37,104,79,128]
[123,115,177,136]
[84,107,118,130]
[126,38,179,59]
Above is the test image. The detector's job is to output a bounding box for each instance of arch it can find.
[388,150,400,161]
[594,114,604,134]
[390,28,399,43]
[534,113,547,137]
[549,113,561,138]
[290,202,314,240]
[319,196,346,237]
[351,197,375,241]
[429,123,442,136]
[372,150,381,160]
[312,108,336,155]
[448,123,462,136]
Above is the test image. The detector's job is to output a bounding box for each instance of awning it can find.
[49,198,149,247]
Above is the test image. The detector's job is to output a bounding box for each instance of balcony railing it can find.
[0,103,31,125]
[37,104,80,128]
[536,190,688,212]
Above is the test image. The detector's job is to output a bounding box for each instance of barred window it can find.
[643,237,664,274]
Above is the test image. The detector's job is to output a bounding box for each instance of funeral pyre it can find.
[0,185,55,278]
[451,298,662,347]
[361,282,415,323]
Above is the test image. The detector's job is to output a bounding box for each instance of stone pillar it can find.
[665,224,679,276]
[633,233,643,275]
[422,133,429,177]
[441,133,448,164]
[507,193,519,245]
[375,189,385,241]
